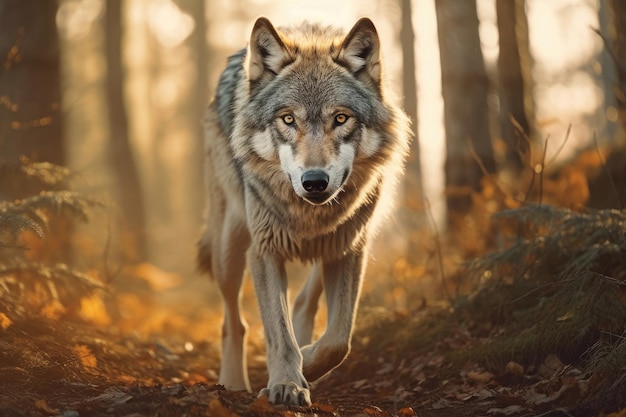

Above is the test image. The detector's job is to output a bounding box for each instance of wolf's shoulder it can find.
[215,48,246,135]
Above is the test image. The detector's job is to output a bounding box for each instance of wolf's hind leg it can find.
[301,250,365,381]
[292,262,323,347]
[215,210,251,392]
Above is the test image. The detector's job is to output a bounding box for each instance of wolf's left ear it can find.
[338,18,381,86]
[247,17,291,85]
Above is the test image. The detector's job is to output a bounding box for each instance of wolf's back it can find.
[215,49,246,137]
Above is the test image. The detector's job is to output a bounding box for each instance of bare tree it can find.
[0,0,64,167]
[104,0,147,260]
[496,0,531,172]
[434,0,495,215]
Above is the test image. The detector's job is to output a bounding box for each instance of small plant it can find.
[0,159,105,319]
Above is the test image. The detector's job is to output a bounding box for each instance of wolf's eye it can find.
[334,114,349,126]
[281,114,295,125]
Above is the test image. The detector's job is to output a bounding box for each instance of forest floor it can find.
[2,154,626,416]
[1,261,625,417]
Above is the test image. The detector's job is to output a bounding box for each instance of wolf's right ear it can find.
[246,17,291,85]
[338,18,381,88]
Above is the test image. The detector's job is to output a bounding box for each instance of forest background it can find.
[1,1,625,416]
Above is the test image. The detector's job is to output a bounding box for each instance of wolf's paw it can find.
[259,382,311,406]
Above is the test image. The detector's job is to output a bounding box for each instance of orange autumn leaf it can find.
[72,344,97,369]
[80,293,111,325]
[0,312,12,330]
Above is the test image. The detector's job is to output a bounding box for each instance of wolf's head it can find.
[232,17,392,206]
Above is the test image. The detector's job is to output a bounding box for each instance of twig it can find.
[523,134,549,203]
[546,124,572,166]
[591,26,625,78]
[466,137,516,202]
[510,115,532,166]
[538,135,550,204]
[466,137,491,178]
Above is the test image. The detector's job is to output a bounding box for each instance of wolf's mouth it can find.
[303,192,332,205]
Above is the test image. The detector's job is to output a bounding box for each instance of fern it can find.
[1,191,104,224]
[0,212,45,248]
[0,191,104,249]
[460,205,626,374]
[0,160,107,320]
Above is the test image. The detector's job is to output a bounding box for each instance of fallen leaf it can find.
[250,396,275,414]
[467,370,495,384]
[0,312,11,330]
[487,405,526,415]
[89,388,133,405]
[352,379,369,389]
[39,299,66,320]
[209,397,240,417]
[455,388,495,402]
[79,294,111,325]
[538,354,565,378]
[35,399,59,415]
[427,355,445,368]
[311,402,336,414]
[431,398,455,409]
[72,344,97,369]
[505,361,524,376]
[363,405,383,415]
[398,406,417,417]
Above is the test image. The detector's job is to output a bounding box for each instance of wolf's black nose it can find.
[301,170,329,193]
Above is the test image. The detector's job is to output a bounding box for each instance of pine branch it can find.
[0,191,105,225]
[0,212,45,242]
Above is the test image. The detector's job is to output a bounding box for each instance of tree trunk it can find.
[609,0,626,130]
[104,0,147,261]
[401,0,422,196]
[434,0,495,215]
[0,0,64,166]
[496,0,531,172]
[400,0,425,260]
[187,0,208,227]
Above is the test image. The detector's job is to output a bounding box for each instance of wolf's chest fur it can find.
[243,174,380,260]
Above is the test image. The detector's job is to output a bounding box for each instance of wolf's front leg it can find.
[247,248,311,406]
[301,248,366,381]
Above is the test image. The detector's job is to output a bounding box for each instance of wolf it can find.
[197,17,411,406]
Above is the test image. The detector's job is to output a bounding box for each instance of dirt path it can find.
[2,298,624,417]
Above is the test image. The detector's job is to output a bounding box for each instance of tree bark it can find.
[400,0,425,260]
[401,0,422,196]
[0,0,64,166]
[609,0,626,130]
[434,0,495,215]
[496,0,531,172]
[105,0,147,261]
